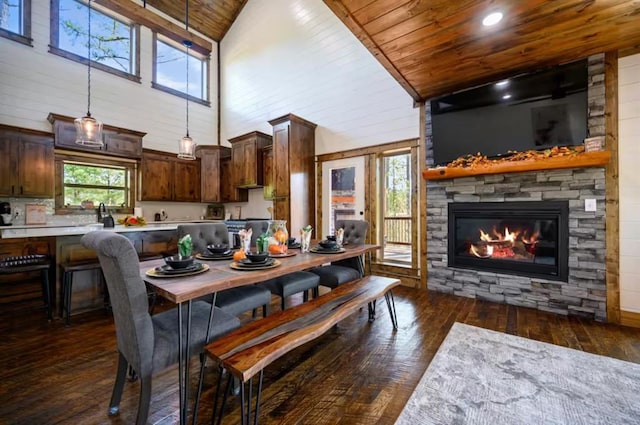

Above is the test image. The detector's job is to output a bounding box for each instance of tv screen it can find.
[430,59,588,166]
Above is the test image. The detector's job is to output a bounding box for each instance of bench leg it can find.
[384,290,399,330]
[368,299,377,322]
[240,371,264,425]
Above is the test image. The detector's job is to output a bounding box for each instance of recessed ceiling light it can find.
[502,94,512,100]
[483,12,503,27]
[496,80,509,87]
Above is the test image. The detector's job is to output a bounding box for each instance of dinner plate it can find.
[230,259,281,271]
[238,258,275,267]
[146,263,209,278]
[310,246,346,254]
[196,252,234,261]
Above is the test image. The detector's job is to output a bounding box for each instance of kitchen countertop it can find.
[0,220,224,239]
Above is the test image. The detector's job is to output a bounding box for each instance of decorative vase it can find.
[267,220,288,254]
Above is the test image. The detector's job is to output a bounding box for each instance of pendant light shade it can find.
[178,134,196,160]
[75,113,103,146]
[178,1,196,160]
[75,0,103,147]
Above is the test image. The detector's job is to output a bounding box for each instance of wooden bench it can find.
[203,275,401,424]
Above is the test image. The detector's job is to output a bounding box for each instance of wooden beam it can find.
[604,51,620,324]
[94,0,212,55]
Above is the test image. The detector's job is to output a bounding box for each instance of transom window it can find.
[0,0,31,45]
[55,154,136,212]
[153,34,209,104]
[50,0,139,81]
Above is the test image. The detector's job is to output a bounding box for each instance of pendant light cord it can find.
[87,0,92,117]
[184,0,190,137]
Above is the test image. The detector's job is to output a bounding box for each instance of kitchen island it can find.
[0,220,224,320]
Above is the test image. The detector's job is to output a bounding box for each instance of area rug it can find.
[395,322,640,424]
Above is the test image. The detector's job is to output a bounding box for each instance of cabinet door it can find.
[200,148,221,203]
[19,134,54,198]
[140,154,173,201]
[273,197,290,226]
[242,140,258,186]
[104,130,142,158]
[272,124,290,199]
[262,146,274,199]
[220,157,248,202]
[231,141,246,186]
[0,134,18,196]
[174,159,201,202]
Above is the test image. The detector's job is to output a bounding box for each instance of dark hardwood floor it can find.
[1,286,640,424]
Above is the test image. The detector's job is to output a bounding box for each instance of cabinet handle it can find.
[11,185,14,195]
[20,186,23,195]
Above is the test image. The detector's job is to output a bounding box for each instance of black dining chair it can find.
[81,231,241,425]
[177,223,271,318]
[309,220,369,289]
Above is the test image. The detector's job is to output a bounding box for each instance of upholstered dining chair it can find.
[177,223,271,318]
[309,220,369,289]
[81,231,240,425]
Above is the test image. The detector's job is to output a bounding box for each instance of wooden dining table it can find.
[139,243,378,425]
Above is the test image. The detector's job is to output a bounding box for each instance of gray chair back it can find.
[245,220,271,248]
[177,223,229,254]
[336,220,369,244]
[81,231,153,378]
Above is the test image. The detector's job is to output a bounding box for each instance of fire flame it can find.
[479,227,516,243]
[471,226,539,259]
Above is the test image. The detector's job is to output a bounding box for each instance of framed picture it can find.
[25,204,47,225]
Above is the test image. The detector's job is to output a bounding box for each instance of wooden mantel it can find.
[422,151,611,181]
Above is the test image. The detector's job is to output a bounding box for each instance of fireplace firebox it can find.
[448,201,569,281]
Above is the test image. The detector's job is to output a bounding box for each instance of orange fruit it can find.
[269,244,283,254]
[274,229,287,243]
[233,250,246,261]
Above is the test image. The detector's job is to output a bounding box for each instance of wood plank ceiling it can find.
[147,0,639,102]
[323,0,640,102]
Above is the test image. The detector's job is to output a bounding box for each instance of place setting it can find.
[230,251,281,271]
[310,237,346,254]
[146,255,209,278]
[195,244,235,261]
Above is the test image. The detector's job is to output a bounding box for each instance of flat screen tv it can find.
[430,59,588,167]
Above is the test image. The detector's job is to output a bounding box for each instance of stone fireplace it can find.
[425,54,607,321]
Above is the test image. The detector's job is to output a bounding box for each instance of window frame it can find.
[151,32,211,107]
[54,151,138,215]
[49,0,141,83]
[0,0,32,46]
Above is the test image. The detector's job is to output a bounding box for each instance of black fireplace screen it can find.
[448,201,568,281]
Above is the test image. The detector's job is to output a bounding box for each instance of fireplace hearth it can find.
[448,201,569,281]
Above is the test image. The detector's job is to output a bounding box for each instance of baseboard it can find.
[620,310,640,328]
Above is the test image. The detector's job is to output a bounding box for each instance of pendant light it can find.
[177,0,196,160]
[75,0,103,147]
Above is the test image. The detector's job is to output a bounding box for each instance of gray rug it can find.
[395,322,640,424]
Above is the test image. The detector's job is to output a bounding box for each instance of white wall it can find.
[219,0,419,155]
[619,53,640,313]
[0,1,218,153]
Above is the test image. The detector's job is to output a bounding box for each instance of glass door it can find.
[321,157,365,240]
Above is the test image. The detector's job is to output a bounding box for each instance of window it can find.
[153,34,210,105]
[50,0,139,82]
[380,151,413,265]
[55,154,136,212]
[0,0,31,45]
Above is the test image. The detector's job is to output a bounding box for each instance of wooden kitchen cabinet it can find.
[139,149,201,202]
[219,156,248,203]
[262,145,274,199]
[47,113,145,159]
[0,125,54,198]
[268,114,316,233]
[197,145,230,203]
[229,131,272,188]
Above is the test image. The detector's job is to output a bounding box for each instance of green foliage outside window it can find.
[384,154,411,217]
[63,163,128,208]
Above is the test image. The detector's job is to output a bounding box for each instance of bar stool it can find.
[60,260,106,326]
[0,255,52,320]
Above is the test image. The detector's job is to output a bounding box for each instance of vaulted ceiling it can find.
[149,0,640,102]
